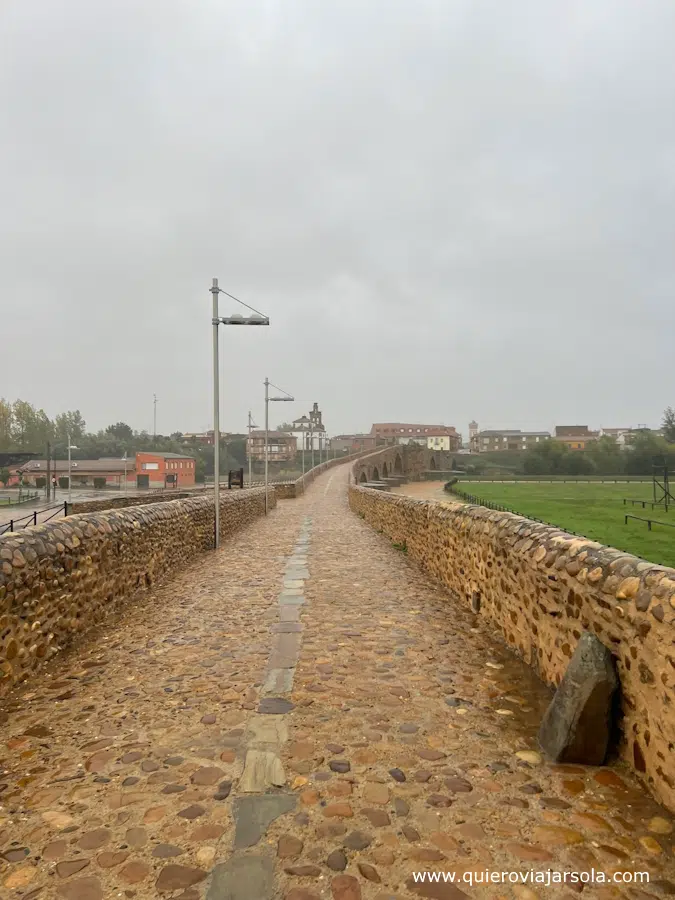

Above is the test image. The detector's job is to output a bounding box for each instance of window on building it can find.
[536,436,540,442]
[141,462,159,471]
[503,437,507,442]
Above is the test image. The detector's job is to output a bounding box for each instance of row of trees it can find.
[0,399,252,485]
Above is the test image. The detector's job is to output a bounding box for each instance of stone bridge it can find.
[1,457,675,899]
[350,444,451,487]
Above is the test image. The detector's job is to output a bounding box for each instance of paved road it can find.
[1,465,673,898]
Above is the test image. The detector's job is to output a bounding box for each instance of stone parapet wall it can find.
[68,490,200,515]
[0,488,274,693]
[349,485,675,811]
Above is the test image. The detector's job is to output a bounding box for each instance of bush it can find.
[58,477,69,489]
[93,477,106,489]
[35,476,46,488]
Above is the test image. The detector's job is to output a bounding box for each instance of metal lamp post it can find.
[211,277,269,549]
[67,436,78,504]
[247,410,258,486]
[264,378,294,515]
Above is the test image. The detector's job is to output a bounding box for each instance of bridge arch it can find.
[394,454,403,475]
[382,462,388,478]
[372,467,380,482]
[359,471,368,484]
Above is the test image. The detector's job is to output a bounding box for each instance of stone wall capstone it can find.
[0,487,274,693]
[349,485,675,812]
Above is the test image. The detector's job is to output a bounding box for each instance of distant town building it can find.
[553,425,599,451]
[181,431,215,445]
[135,452,196,488]
[599,427,637,448]
[370,423,460,451]
[11,458,128,487]
[426,433,457,452]
[12,452,196,489]
[468,421,479,448]
[331,434,377,454]
[247,431,297,463]
[289,403,327,452]
[470,430,551,453]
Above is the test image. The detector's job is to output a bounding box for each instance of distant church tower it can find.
[468,421,478,449]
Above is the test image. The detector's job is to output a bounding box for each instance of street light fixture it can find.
[211,277,270,549]
[264,378,294,515]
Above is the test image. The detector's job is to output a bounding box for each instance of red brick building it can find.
[135,452,196,488]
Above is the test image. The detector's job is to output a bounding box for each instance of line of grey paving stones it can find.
[207,517,312,900]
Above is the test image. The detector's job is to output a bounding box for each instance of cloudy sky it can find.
[2,0,674,439]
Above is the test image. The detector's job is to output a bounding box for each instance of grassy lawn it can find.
[455,481,675,568]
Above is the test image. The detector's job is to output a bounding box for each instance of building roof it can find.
[555,425,595,437]
[371,423,457,434]
[292,415,310,424]
[249,431,297,440]
[137,452,195,460]
[478,430,550,437]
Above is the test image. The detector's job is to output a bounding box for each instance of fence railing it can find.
[0,490,40,507]
[624,514,675,532]
[0,502,67,536]
[444,484,586,537]
[623,497,669,511]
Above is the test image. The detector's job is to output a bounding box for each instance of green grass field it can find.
[455,481,675,568]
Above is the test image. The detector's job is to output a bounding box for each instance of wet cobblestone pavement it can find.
[2,467,675,899]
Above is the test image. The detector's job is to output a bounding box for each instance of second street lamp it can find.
[211,277,270,550]
[264,378,294,515]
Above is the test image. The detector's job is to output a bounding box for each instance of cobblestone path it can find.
[2,467,675,900]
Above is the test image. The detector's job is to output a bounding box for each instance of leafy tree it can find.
[587,435,624,475]
[663,407,675,443]
[523,440,569,475]
[0,399,12,451]
[0,467,10,486]
[54,410,86,444]
[105,422,134,441]
[276,422,294,432]
[11,400,52,451]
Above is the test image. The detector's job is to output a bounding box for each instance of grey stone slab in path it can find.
[207,854,274,899]
[232,793,296,849]
[261,667,294,696]
[278,593,305,605]
[258,697,295,714]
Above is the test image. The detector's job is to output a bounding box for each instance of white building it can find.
[289,403,328,452]
[426,434,454,451]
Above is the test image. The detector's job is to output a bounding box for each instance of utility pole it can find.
[45,441,50,501]
[153,394,158,439]
[301,427,305,475]
[264,379,269,511]
[247,410,257,486]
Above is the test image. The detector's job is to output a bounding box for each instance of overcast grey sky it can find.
[2,0,674,439]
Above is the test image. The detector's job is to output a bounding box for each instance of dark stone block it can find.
[538,632,618,766]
